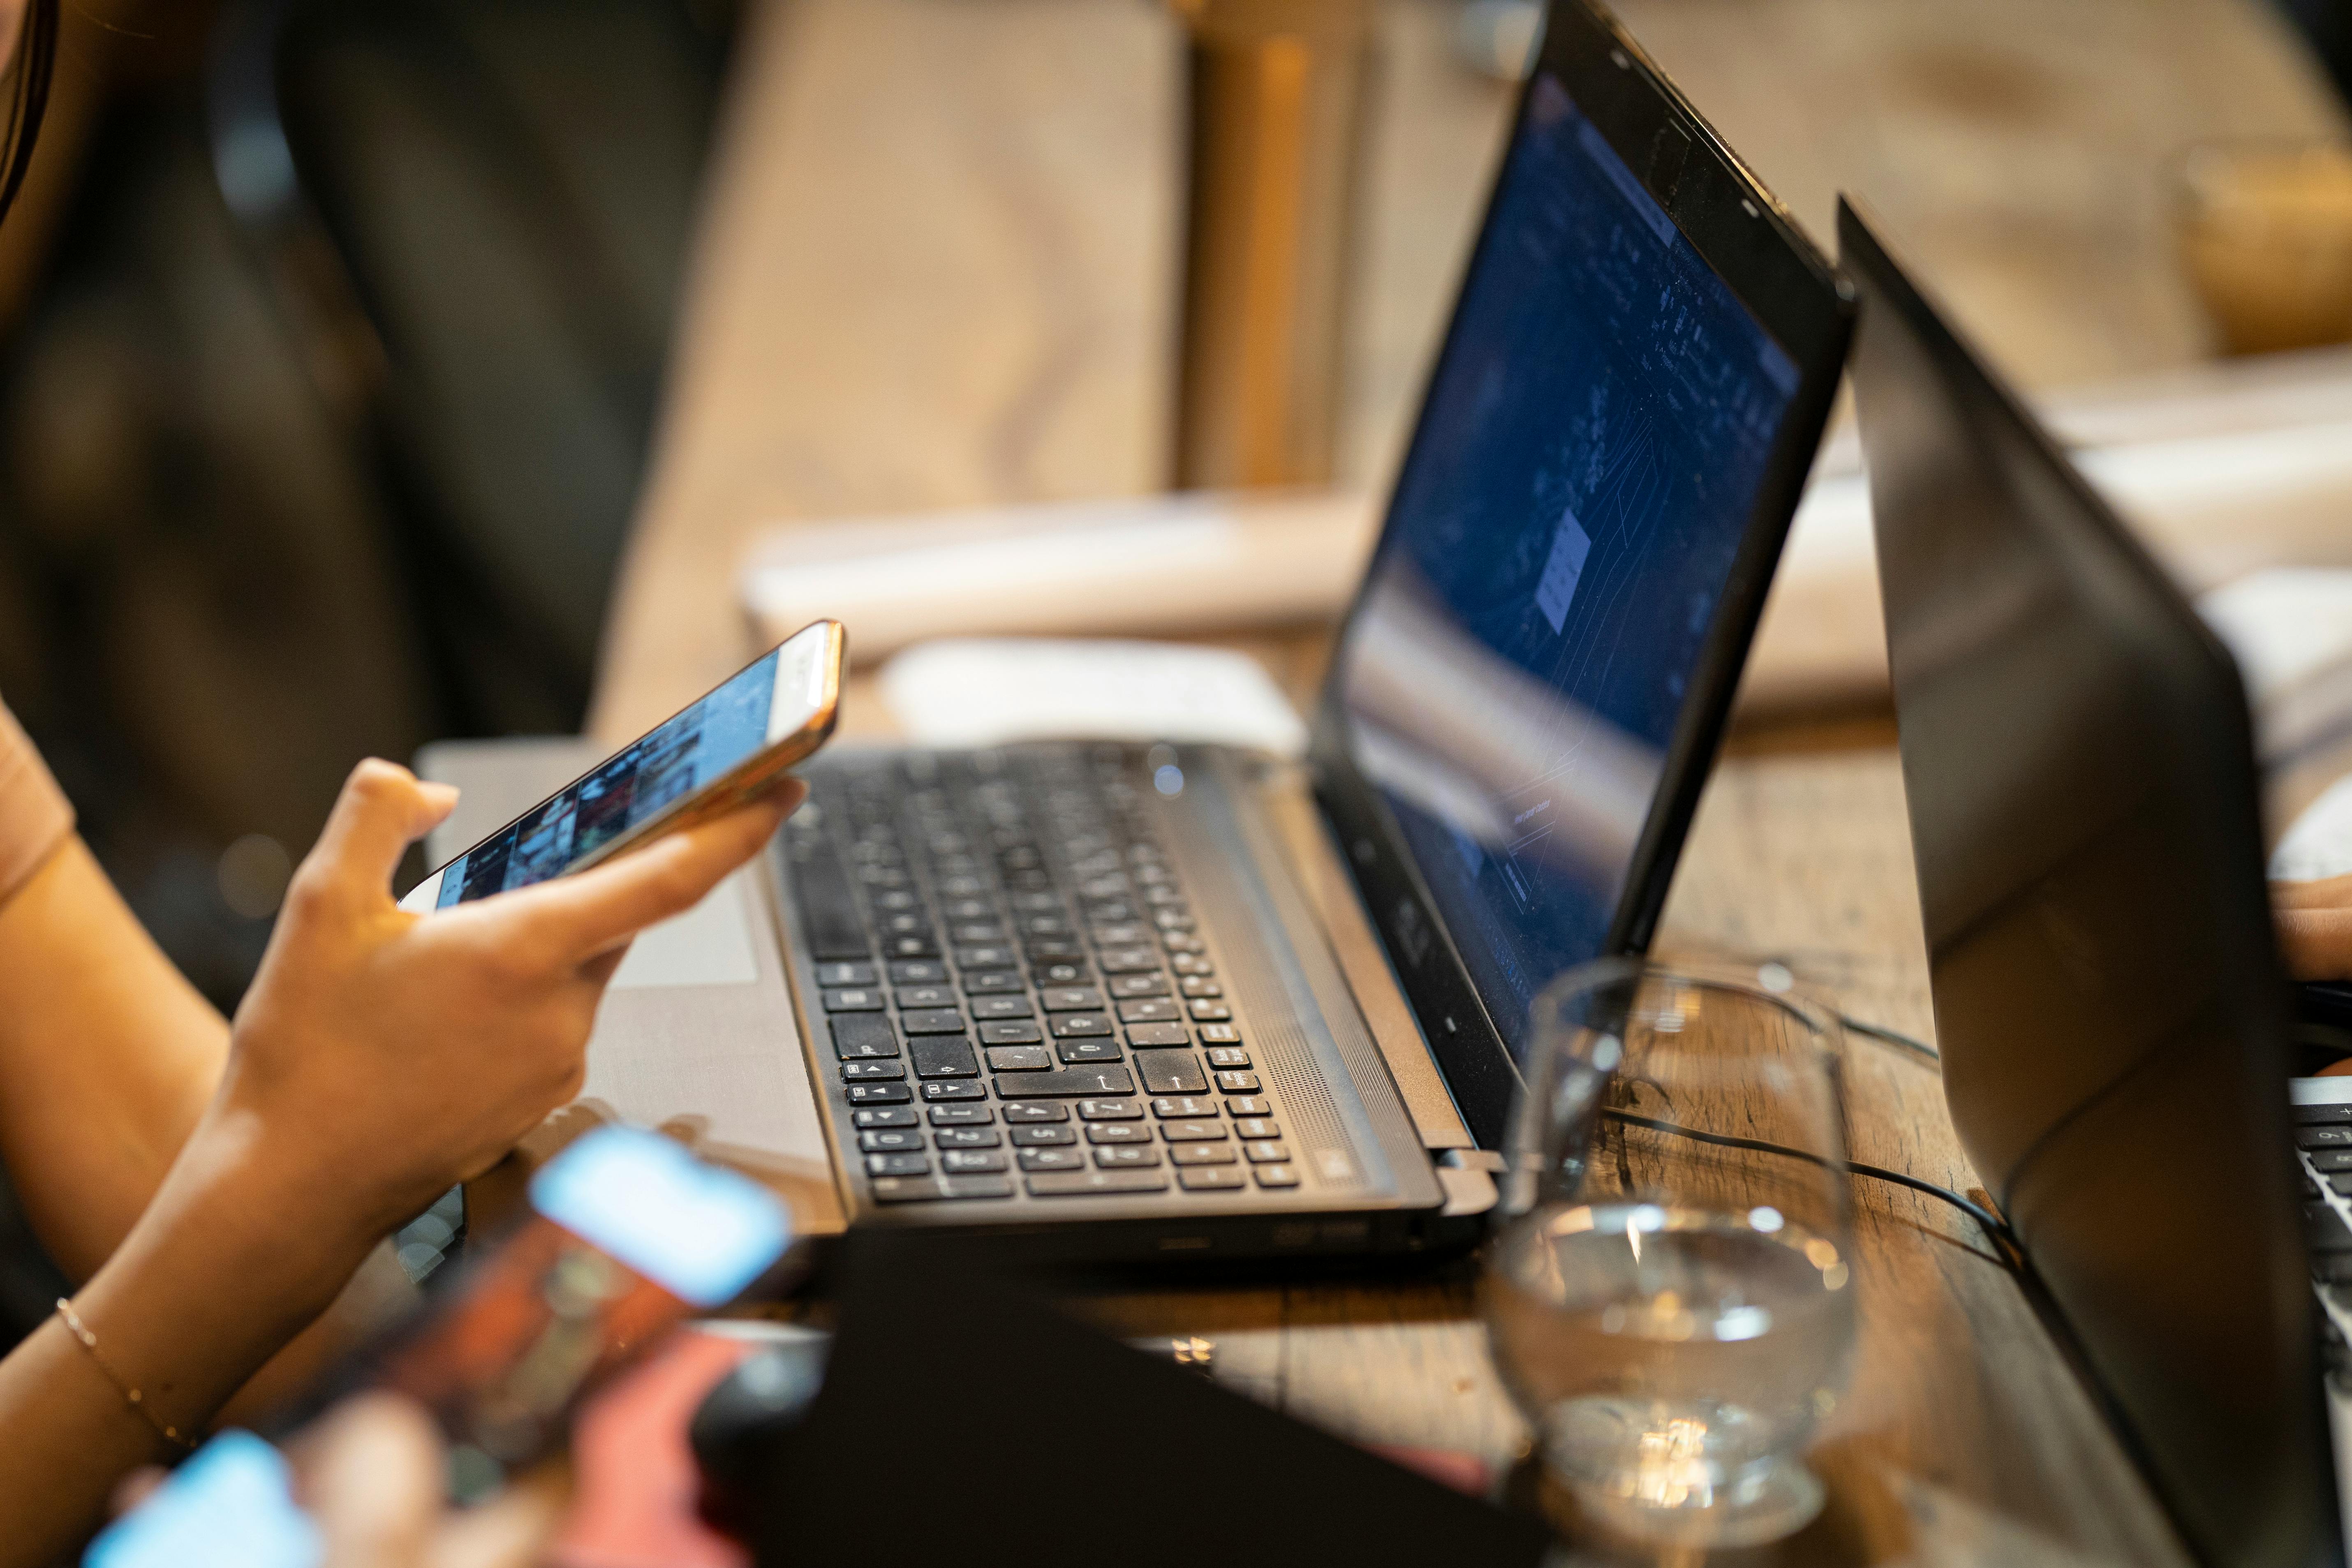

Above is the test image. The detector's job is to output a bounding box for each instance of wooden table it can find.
[581,2,2350,1559]
[590,0,2347,749]
[1053,711,2187,1568]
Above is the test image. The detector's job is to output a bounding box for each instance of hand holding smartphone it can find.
[401,620,845,912]
[84,1127,797,1567]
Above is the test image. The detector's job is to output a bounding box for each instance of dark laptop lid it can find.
[1308,0,1850,1147]
[1840,198,2333,1568]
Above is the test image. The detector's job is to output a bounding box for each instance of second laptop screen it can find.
[1334,72,1797,1064]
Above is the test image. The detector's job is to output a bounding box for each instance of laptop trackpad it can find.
[611,878,760,989]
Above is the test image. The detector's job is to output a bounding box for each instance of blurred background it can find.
[0,0,736,1003]
[0,0,2348,1013]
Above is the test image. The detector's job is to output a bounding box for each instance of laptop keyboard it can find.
[2294,1103,2352,1376]
[782,744,1302,1205]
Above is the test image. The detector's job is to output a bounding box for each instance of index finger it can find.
[495,783,799,959]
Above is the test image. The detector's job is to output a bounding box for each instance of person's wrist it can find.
[164,1103,384,1315]
[58,1108,385,1458]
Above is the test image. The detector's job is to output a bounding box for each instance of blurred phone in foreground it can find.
[84,1126,793,1568]
[400,619,844,912]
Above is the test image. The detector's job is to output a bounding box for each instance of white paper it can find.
[879,638,1308,756]
[2199,569,2352,764]
[2275,776,2352,883]
[737,490,1376,666]
[2201,569,2352,700]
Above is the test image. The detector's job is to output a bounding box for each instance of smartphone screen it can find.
[82,1431,319,1568]
[368,1125,791,1494]
[408,622,839,910]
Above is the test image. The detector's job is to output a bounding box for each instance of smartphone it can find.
[85,1127,795,1566]
[82,1430,319,1568]
[400,619,845,912]
[357,1124,793,1494]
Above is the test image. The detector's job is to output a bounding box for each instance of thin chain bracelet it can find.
[54,1298,198,1452]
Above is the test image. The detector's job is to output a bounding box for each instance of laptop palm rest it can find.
[416,738,846,1241]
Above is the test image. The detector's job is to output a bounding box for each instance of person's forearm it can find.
[0,1110,371,1566]
[0,839,229,1277]
[0,835,417,1457]
[219,1239,416,1426]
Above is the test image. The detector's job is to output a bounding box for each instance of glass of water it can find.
[1485,958,1857,1548]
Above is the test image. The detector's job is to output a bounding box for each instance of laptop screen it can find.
[1333,71,1799,1064]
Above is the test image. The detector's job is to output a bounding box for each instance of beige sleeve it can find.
[0,696,73,904]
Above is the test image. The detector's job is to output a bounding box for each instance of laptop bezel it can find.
[1307,0,1853,1148]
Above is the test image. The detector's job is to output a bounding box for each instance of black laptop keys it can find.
[786,745,1294,1205]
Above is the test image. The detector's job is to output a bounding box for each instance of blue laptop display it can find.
[1329,68,1821,1073]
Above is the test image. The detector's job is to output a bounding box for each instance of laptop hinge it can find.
[1435,1149,1503,1217]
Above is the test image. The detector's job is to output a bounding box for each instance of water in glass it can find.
[1486,960,1857,1547]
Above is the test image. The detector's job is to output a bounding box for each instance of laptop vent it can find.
[1164,805,1361,1193]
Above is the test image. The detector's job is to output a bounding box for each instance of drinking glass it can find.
[1485,958,1857,1548]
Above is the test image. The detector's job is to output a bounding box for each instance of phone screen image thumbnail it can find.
[434,655,780,908]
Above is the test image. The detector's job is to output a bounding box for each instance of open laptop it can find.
[765,0,1847,1257]
[1841,199,2347,1568]
[431,0,1848,1265]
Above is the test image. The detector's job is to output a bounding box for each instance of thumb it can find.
[302,761,460,903]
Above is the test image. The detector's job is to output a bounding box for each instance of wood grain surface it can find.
[1617,0,2347,389]
[1071,745,2198,1568]
[584,0,2349,1558]
[594,0,2349,749]
[590,0,1186,745]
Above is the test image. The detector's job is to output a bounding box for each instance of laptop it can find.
[1840,198,2347,1568]
[435,0,1849,1265]
[758,0,1849,1259]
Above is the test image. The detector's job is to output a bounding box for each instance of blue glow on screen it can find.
[436,655,779,907]
[1336,73,1798,1063]
[529,1126,791,1307]
[84,1431,320,1568]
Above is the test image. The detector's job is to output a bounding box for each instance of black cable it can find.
[1600,1107,2019,1263]
[1836,1011,1940,1064]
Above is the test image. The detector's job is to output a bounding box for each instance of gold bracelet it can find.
[54,1298,198,1452]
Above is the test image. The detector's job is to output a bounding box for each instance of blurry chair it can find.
[0,99,441,1003]
[208,0,734,736]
